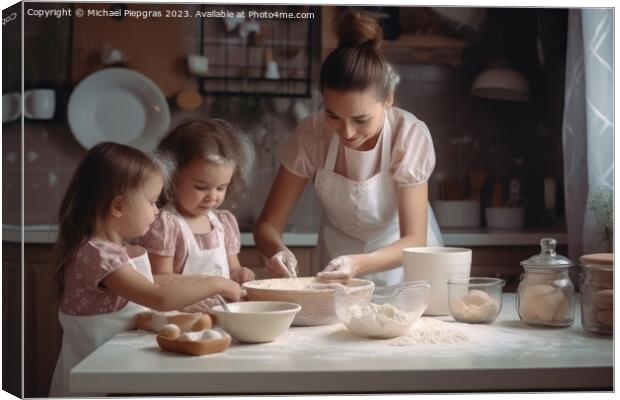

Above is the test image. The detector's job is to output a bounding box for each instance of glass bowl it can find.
[334,280,431,339]
[447,277,505,324]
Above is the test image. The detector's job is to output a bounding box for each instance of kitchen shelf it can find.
[198,4,315,97]
[321,6,467,66]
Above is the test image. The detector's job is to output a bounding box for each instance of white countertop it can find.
[69,294,612,395]
[4,224,567,247]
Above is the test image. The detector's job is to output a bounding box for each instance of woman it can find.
[253,10,443,286]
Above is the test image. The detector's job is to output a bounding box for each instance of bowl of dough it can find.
[447,277,505,324]
[242,277,374,326]
[334,280,431,339]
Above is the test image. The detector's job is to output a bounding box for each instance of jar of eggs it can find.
[579,253,613,335]
[517,238,575,327]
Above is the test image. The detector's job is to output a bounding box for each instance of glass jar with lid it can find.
[516,238,574,327]
[579,253,613,335]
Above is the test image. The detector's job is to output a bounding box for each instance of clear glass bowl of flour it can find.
[447,277,505,324]
[334,280,431,339]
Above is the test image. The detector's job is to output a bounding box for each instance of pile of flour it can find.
[390,318,470,346]
[343,302,411,339]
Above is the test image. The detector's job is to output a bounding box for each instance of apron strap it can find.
[163,204,202,256]
[379,112,391,172]
[324,134,339,172]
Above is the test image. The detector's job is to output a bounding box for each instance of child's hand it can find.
[229,267,255,285]
[219,278,242,302]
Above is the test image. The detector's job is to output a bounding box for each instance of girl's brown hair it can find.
[320,9,400,100]
[54,142,161,292]
[155,119,254,209]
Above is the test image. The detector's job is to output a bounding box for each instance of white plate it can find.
[68,68,170,151]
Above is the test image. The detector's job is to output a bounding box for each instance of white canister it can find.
[403,247,472,315]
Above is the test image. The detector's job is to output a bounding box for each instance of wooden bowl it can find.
[242,277,374,326]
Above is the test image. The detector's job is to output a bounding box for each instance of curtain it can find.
[562,9,614,261]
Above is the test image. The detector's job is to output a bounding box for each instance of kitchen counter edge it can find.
[3,225,567,247]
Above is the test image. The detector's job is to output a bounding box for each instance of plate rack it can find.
[197,4,315,97]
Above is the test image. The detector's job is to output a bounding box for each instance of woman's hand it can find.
[316,255,361,284]
[229,266,256,284]
[266,249,298,278]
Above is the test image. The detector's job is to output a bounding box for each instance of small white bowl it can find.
[211,301,301,343]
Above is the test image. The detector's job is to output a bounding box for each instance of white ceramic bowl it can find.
[210,301,301,343]
[447,277,505,324]
[242,277,375,326]
[402,247,472,316]
[485,207,525,229]
[432,200,481,228]
[334,281,431,339]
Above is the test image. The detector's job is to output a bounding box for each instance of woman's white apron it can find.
[49,246,153,397]
[314,114,443,286]
[164,205,230,278]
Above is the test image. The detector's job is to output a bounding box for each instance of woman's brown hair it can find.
[155,119,255,209]
[54,142,161,293]
[320,9,400,100]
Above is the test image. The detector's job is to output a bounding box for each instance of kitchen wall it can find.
[5,4,568,232]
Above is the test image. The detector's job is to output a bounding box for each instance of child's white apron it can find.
[164,205,230,278]
[49,246,153,397]
[314,114,443,286]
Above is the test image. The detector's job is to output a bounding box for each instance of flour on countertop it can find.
[343,302,411,338]
[390,318,470,345]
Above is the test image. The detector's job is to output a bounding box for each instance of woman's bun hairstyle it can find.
[321,9,400,100]
[334,10,383,51]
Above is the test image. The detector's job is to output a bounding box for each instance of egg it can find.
[159,324,181,340]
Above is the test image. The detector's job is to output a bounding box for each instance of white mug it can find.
[292,100,310,122]
[187,54,209,76]
[2,92,21,123]
[24,89,55,120]
[265,61,280,80]
[402,247,472,316]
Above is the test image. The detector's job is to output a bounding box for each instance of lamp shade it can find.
[471,67,530,101]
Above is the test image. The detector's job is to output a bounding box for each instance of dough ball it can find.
[553,297,570,322]
[159,324,181,339]
[596,310,613,326]
[462,290,491,306]
[519,284,555,321]
[536,289,565,321]
[594,289,613,310]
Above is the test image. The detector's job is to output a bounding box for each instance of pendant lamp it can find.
[471,33,530,101]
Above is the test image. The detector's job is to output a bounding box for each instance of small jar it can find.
[517,238,574,327]
[579,253,613,335]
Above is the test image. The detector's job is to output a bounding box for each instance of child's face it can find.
[122,173,163,238]
[322,88,392,151]
[174,158,235,218]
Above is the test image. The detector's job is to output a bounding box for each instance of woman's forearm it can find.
[356,233,426,275]
[253,220,287,259]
